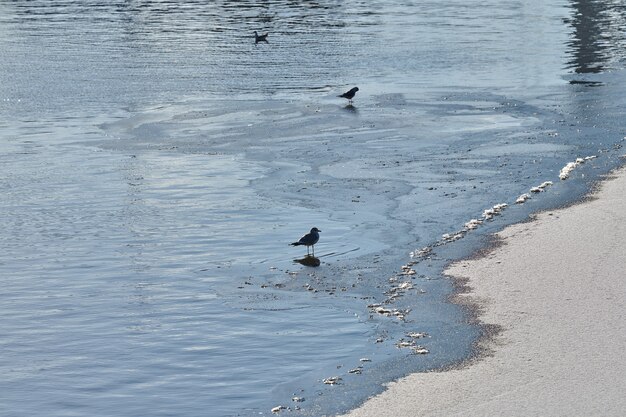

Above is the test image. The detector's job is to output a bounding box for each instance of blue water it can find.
[1,1,626,416]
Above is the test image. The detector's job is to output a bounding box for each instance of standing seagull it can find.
[290,227,321,257]
[338,87,359,104]
[254,31,269,44]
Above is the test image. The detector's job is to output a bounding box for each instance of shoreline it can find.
[340,164,626,416]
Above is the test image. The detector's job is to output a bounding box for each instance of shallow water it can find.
[1,1,626,416]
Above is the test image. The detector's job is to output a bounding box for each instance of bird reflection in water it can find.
[342,103,358,113]
[294,255,320,267]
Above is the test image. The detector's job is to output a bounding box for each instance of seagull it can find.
[290,227,321,256]
[254,31,269,44]
[338,87,359,104]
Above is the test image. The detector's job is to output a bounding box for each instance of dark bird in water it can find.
[254,31,269,44]
[338,87,359,104]
[290,227,321,256]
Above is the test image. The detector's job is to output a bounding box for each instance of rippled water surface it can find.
[2,1,626,416]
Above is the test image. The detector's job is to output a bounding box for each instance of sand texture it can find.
[342,167,626,417]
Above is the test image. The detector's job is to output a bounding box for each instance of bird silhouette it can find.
[338,87,359,104]
[290,227,321,256]
[254,31,269,44]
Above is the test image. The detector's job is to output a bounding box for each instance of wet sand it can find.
[341,165,626,416]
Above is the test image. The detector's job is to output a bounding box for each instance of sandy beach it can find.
[342,166,626,417]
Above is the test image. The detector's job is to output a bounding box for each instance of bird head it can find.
[311,227,321,233]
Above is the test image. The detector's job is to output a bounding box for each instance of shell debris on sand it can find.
[482,208,497,221]
[368,304,390,314]
[559,155,597,180]
[395,338,430,354]
[412,346,430,354]
[516,193,531,204]
[368,303,411,320]
[401,265,417,275]
[559,161,579,180]
[518,181,553,203]
[271,405,287,413]
[385,281,414,294]
[410,246,432,259]
[434,201,510,249]
[406,331,429,339]
[482,203,508,220]
[387,282,408,293]
[441,231,464,242]
[292,396,305,403]
[323,376,342,385]
[464,218,483,230]
[384,281,424,303]
[530,181,553,193]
